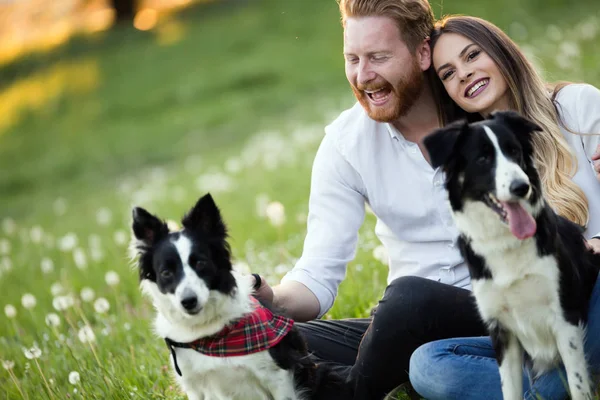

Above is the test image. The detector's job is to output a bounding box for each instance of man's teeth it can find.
[366,88,385,94]
[467,79,489,97]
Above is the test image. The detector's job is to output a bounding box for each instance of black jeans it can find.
[297,276,488,400]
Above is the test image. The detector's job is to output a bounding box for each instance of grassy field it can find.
[1,0,599,398]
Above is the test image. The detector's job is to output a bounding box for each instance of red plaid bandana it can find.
[165,297,294,376]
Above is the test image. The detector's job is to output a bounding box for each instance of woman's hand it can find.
[587,238,600,254]
[592,144,600,183]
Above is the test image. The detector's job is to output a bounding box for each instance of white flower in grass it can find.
[88,234,101,249]
[265,201,286,227]
[23,346,42,359]
[78,326,96,343]
[372,245,389,265]
[2,360,14,370]
[68,371,80,385]
[90,247,104,262]
[0,239,10,255]
[105,271,120,286]
[50,282,64,296]
[80,287,95,302]
[166,220,179,231]
[93,298,110,314]
[73,248,87,270]
[255,193,270,217]
[58,233,78,252]
[21,293,36,309]
[224,157,243,174]
[113,230,127,246]
[29,226,44,244]
[2,218,16,235]
[4,304,16,318]
[96,208,113,226]
[232,261,250,273]
[195,171,234,193]
[53,198,68,216]
[1,257,12,272]
[45,313,61,327]
[41,258,54,274]
[52,295,74,311]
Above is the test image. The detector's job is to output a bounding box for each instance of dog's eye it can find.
[476,155,492,165]
[160,269,173,279]
[195,260,208,269]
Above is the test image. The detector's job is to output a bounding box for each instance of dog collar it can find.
[164,297,294,377]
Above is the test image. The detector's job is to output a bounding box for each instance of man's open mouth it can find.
[365,87,392,105]
[482,192,537,240]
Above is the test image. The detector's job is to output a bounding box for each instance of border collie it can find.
[130,193,345,400]
[423,111,600,400]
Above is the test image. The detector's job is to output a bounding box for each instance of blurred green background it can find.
[0,0,599,398]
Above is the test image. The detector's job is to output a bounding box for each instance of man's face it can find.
[344,16,426,122]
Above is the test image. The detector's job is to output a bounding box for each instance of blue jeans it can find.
[409,274,600,400]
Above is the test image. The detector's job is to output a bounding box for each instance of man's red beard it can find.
[352,59,423,122]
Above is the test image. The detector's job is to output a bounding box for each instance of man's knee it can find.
[374,276,439,324]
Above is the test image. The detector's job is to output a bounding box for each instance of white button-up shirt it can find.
[283,84,600,318]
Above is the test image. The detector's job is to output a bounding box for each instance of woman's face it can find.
[432,32,510,116]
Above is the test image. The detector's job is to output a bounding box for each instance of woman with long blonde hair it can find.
[409,15,600,400]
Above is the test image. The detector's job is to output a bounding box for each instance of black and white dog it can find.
[130,193,344,400]
[423,111,600,400]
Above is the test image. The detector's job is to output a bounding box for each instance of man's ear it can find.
[416,37,432,71]
[423,119,467,169]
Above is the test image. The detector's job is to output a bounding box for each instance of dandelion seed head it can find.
[113,230,127,246]
[93,298,110,314]
[50,282,64,296]
[105,271,120,286]
[58,233,78,252]
[2,218,16,235]
[2,360,14,370]
[23,346,42,359]
[0,239,10,255]
[52,295,74,311]
[21,293,37,309]
[1,257,12,273]
[68,371,81,385]
[73,248,87,270]
[4,304,16,318]
[77,326,96,344]
[53,198,68,216]
[265,201,286,227]
[41,258,54,274]
[29,226,44,243]
[45,313,61,327]
[80,287,95,302]
[96,208,113,226]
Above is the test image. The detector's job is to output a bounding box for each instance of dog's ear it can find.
[131,207,169,247]
[423,119,467,169]
[490,111,542,136]
[182,193,227,238]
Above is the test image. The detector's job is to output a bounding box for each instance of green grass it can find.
[0,0,599,398]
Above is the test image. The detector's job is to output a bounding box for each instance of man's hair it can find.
[338,0,435,52]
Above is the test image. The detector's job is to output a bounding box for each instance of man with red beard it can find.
[252,0,488,398]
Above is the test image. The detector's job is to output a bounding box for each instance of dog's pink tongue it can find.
[501,201,537,240]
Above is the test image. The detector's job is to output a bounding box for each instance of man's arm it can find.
[254,126,367,321]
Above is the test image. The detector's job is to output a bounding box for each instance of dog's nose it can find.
[181,296,198,311]
[510,180,530,198]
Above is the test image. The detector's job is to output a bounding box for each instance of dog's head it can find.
[130,193,237,321]
[423,111,544,240]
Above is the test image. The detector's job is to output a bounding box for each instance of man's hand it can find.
[587,238,600,254]
[592,144,600,183]
[251,274,274,305]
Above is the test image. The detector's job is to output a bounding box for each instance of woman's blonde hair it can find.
[430,15,589,227]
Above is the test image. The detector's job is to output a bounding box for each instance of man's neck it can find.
[391,80,440,144]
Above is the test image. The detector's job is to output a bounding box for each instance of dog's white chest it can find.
[471,244,564,369]
[173,348,300,400]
